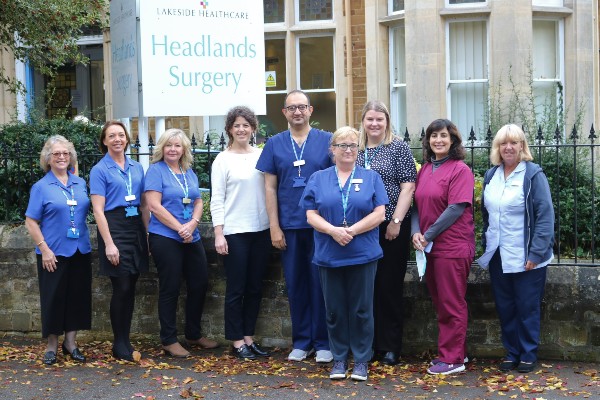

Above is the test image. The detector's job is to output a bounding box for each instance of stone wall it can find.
[1,223,599,361]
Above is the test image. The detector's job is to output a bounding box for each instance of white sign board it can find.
[109,0,139,118]
[138,0,266,116]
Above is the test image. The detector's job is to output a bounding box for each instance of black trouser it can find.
[223,229,270,340]
[149,234,208,346]
[373,219,410,353]
[37,251,92,338]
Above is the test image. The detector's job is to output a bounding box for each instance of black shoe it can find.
[248,342,270,357]
[112,348,134,362]
[43,350,57,365]
[517,361,536,373]
[381,352,400,366]
[499,359,518,372]
[233,344,256,360]
[62,343,86,363]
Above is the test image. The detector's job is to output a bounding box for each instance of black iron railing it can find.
[1,125,597,265]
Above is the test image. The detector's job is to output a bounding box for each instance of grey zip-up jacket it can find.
[481,161,554,265]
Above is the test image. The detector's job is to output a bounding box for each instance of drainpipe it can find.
[345,0,354,127]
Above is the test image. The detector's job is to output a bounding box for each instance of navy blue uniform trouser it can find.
[319,261,377,363]
[281,228,329,351]
[489,249,547,363]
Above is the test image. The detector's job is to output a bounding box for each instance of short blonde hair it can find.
[39,135,77,172]
[151,128,194,170]
[330,126,359,164]
[490,124,534,165]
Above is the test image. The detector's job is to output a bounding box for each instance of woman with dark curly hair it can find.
[411,119,475,375]
[210,106,271,360]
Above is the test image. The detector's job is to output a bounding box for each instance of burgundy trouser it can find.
[425,255,471,364]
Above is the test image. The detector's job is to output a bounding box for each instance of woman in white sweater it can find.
[210,106,271,360]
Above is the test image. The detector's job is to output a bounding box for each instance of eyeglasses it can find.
[285,104,309,113]
[51,151,70,158]
[332,143,359,151]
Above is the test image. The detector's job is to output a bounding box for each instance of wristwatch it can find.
[393,217,402,224]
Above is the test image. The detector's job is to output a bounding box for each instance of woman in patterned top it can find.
[356,100,416,366]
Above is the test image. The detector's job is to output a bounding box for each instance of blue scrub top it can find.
[299,166,389,268]
[25,171,91,257]
[256,128,333,230]
[145,161,201,243]
[89,153,145,211]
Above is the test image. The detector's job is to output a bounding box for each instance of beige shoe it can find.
[162,342,190,358]
[186,337,219,349]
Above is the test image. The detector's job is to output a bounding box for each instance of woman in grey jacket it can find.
[478,124,554,374]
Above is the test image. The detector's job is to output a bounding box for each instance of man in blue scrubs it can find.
[256,90,333,362]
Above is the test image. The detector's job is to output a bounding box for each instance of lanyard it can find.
[168,163,190,199]
[335,165,356,227]
[59,185,77,227]
[290,131,309,176]
[116,167,133,197]
[364,142,383,170]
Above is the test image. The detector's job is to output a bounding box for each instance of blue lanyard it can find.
[335,166,356,226]
[59,185,76,227]
[364,142,383,169]
[290,131,309,176]
[116,167,133,197]
[168,163,190,199]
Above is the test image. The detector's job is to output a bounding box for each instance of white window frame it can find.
[532,0,563,7]
[445,0,487,8]
[295,33,336,93]
[388,0,405,16]
[389,25,406,134]
[445,18,489,139]
[532,18,564,124]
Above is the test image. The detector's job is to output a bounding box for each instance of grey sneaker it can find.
[287,348,315,361]
[350,362,368,381]
[315,350,333,363]
[329,360,348,379]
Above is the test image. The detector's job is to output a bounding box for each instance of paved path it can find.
[1,335,599,399]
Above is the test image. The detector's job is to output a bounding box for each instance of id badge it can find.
[183,208,192,219]
[125,194,136,202]
[67,227,80,239]
[293,176,306,188]
[66,199,77,206]
[293,160,306,167]
[125,206,139,217]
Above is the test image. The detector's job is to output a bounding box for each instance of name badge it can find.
[125,194,136,202]
[350,178,363,184]
[125,206,139,217]
[66,199,77,206]
[182,197,192,204]
[67,227,80,239]
[293,176,306,188]
[293,160,306,167]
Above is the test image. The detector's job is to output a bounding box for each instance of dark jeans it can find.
[149,234,208,346]
[223,229,271,340]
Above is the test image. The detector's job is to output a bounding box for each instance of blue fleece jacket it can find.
[481,161,555,265]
